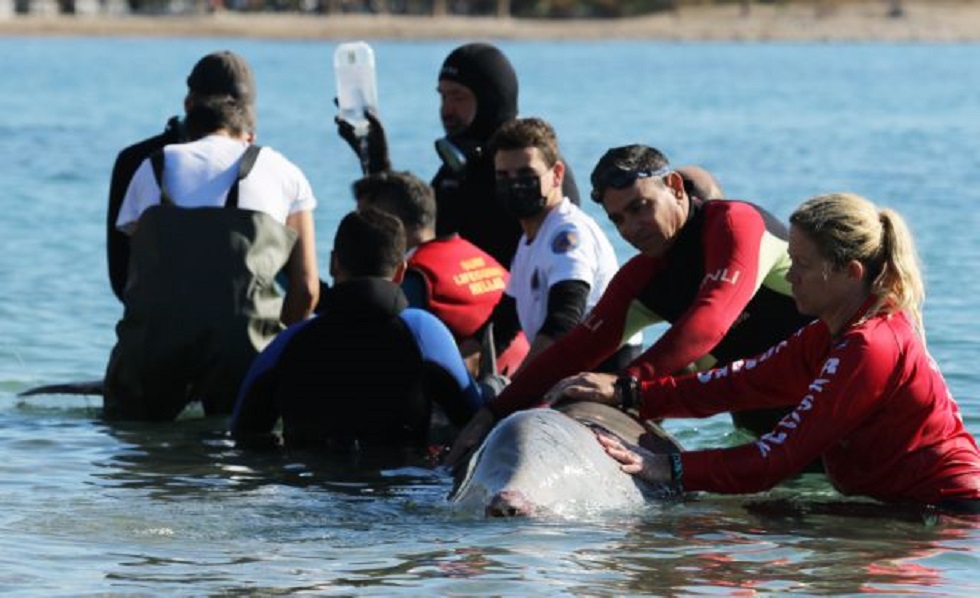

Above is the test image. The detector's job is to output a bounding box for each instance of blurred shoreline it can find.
[3,2,980,42]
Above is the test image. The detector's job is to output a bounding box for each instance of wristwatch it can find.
[614,374,639,412]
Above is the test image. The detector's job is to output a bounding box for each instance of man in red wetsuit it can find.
[447,143,813,464]
[354,170,529,376]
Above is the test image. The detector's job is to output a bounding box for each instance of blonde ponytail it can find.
[873,208,925,339]
[790,193,926,339]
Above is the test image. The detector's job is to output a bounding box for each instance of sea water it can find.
[1,37,979,594]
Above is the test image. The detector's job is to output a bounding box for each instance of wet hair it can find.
[183,94,255,140]
[589,144,671,204]
[333,208,406,279]
[352,170,436,233]
[789,193,926,338]
[488,117,560,167]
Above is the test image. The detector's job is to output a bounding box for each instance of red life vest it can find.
[409,235,508,340]
[409,235,530,375]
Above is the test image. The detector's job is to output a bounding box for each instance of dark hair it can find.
[333,208,406,278]
[183,95,255,140]
[353,171,436,232]
[488,117,560,167]
[589,144,670,204]
[186,50,256,104]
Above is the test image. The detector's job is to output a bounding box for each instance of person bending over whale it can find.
[230,209,497,452]
[576,193,980,515]
[447,144,812,465]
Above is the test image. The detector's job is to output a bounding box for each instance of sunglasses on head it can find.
[591,165,671,201]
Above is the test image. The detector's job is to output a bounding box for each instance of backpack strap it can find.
[149,150,176,207]
[225,145,263,209]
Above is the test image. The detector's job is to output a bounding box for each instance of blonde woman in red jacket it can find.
[554,192,980,513]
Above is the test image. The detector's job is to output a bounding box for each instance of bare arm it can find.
[280,210,319,325]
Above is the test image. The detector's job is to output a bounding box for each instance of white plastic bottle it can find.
[333,41,379,137]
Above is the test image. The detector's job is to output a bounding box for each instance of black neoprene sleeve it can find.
[538,280,590,339]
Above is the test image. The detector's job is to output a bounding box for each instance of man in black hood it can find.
[437,42,517,145]
[431,42,524,267]
[338,42,579,268]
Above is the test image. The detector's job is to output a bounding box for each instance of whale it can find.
[449,401,683,517]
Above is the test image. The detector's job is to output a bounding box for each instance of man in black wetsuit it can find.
[337,42,580,268]
[231,209,498,452]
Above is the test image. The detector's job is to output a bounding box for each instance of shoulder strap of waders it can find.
[149,149,176,207]
[224,145,263,209]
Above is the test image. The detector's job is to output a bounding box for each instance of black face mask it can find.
[435,136,483,173]
[496,174,547,219]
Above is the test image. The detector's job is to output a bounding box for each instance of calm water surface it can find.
[1,38,979,594]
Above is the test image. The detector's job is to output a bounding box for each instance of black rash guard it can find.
[107,116,183,301]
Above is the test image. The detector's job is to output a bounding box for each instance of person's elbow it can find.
[281,277,318,325]
[282,211,320,324]
[301,274,321,311]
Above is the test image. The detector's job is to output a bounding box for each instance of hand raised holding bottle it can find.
[335,108,391,175]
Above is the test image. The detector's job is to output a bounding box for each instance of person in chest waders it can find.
[103,51,320,422]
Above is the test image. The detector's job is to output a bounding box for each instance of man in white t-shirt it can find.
[104,51,320,422]
[470,117,641,375]
[117,136,316,238]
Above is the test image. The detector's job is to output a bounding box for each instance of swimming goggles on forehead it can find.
[591,165,671,201]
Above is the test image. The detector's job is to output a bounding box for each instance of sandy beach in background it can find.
[2,1,980,42]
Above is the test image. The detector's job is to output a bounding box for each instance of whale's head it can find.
[449,407,672,518]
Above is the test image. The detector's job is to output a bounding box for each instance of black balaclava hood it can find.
[438,43,518,143]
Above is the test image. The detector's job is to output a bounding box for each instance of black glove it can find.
[334,108,391,175]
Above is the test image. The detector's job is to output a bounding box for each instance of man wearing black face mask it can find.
[464,117,641,375]
[337,42,580,268]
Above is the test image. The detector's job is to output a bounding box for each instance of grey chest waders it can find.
[105,145,298,420]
